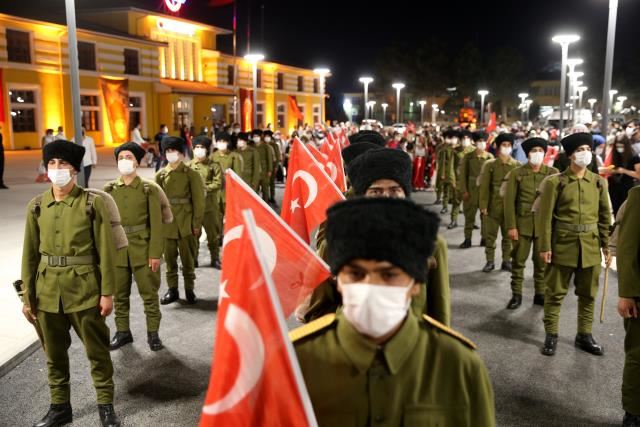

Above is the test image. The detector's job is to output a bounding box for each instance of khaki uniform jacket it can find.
[268,141,282,166]
[21,185,116,313]
[237,147,262,189]
[437,146,456,184]
[105,176,163,268]
[459,150,494,194]
[155,162,205,239]
[617,186,640,298]
[291,311,495,427]
[455,146,475,181]
[503,164,559,237]
[211,150,242,174]
[478,157,519,218]
[255,142,274,175]
[187,158,222,212]
[535,168,610,268]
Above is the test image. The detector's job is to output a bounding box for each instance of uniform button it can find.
[375,415,385,423]
[55,230,60,234]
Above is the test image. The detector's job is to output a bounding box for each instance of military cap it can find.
[251,129,263,137]
[561,132,593,157]
[495,133,515,146]
[43,140,85,171]
[521,138,548,156]
[349,130,386,147]
[114,142,146,165]
[341,142,380,169]
[325,197,440,283]
[192,135,213,150]
[237,132,250,141]
[215,132,232,142]
[348,148,412,197]
[472,131,488,142]
[162,136,186,153]
[442,129,461,139]
[263,130,273,137]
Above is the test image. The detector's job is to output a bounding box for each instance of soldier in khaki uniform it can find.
[211,133,243,242]
[156,137,205,305]
[264,130,281,204]
[503,138,559,309]
[449,130,476,229]
[21,141,121,427]
[536,132,611,356]
[617,186,640,426]
[251,129,274,202]
[236,132,262,191]
[436,130,458,214]
[106,142,164,352]
[291,197,495,427]
[187,136,223,269]
[479,133,519,273]
[459,131,493,248]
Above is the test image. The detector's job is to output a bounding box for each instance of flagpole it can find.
[233,0,238,124]
[242,210,319,427]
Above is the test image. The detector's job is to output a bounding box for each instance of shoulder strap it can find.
[85,191,96,220]
[103,182,116,193]
[422,315,476,350]
[143,182,150,196]
[31,194,44,219]
[289,313,336,342]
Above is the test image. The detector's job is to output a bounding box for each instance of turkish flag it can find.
[320,137,347,192]
[200,211,318,427]
[221,170,331,317]
[281,138,345,242]
[486,112,497,132]
[338,129,349,149]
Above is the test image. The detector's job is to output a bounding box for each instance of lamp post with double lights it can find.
[588,98,597,113]
[313,67,330,125]
[392,82,405,123]
[478,90,489,126]
[552,34,580,138]
[244,53,265,129]
[359,76,373,119]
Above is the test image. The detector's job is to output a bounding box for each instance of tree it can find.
[486,47,527,120]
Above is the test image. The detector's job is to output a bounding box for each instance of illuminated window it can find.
[277,103,286,128]
[6,29,31,64]
[256,69,262,89]
[313,78,319,94]
[298,105,305,126]
[129,96,143,131]
[10,89,36,132]
[78,41,96,71]
[256,102,264,128]
[80,95,100,131]
[227,65,234,85]
[297,76,304,92]
[313,104,321,125]
[124,49,139,75]
[277,73,284,90]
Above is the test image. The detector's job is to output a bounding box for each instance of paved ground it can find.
[0,150,627,426]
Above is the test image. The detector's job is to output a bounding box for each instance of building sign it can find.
[165,0,187,13]
[157,18,196,36]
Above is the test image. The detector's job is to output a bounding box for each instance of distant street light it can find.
[359,76,374,119]
[588,98,597,112]
[552,34,580,137]
[431,103,439,123]
[343,98,353,122]
[618,95,627,110]
[244,52,265,129]
[518,93,529,122]
[478,90,489,126]
[601,0,620,136]
[609,89,619,114]
[367,101,376,119]
[418,100,427,124]
[314,67,331,125]
[381,103,389,125]
[577,86,588,110]
[392,82,405,123]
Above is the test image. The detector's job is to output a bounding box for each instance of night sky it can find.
[4,0,640,98]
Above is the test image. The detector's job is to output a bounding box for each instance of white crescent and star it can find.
[291,170,318,209]
[202,303,265,415]
[326,162,338,181]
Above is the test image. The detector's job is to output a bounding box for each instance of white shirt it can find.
[131,127,145,145]
[81,136,97,167]
[55,132,66,140]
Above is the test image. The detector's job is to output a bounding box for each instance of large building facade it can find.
[0,8,325,150]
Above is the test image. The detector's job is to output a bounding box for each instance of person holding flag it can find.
[291,197,495,426]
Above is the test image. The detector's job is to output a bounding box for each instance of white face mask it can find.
[233,128,240,134]
[117,159,136,175]
[253,136,261,143]
[573,151,593,168]
[340,280,414,339]
[476,141,487,151]
[626,127,635,137]
[166,152,180,164]
[500,146,513,157]
[47,168,73,187]
[216,142,228,151]
[237,140,247,149]
[595,146,604,156]
[529,152,544,166]
[194,147,208,159]
[162,127,168,134]
[264,136,272,142]
[462,138,471,147]
[616,147,625,154]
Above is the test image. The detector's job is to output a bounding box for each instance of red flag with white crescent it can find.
[221,170,330,317]
[281,138,345,242]
[320,138,347,192]
[199,211,318,427]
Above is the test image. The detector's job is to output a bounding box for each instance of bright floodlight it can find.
[518,93,529,99]
[381,103,388,108]
[577,86,588,93]
[244,53,265,62]
[392,83,405,90]
[313,67,330,75]
[552,34,580,45]
[618,96,627,102]
[478,90,489,96]
[359,76,373,84]
[566,58,584,67]
[431,103,438,109]
[588,98,597,104]
[567,71,584,79]
[418,100,427,106]
[610,89,618,96]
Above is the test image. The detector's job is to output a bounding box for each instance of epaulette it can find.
[289,313,336,343]
[422,315,477,350]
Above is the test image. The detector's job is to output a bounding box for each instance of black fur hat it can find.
[495,133,515,146]
[325,197,440,283]
[43,140,85,171]
[521,137,548,156]
[348,148,412,196]
[251,129,263,137]
[162,136,186,153]
[237,132,250,142]
[349,130,386,147]
[472,131,488,142]
[341,142,380,169]
[114,142,146,165]
[443,129,461,139]
[561,132,593,157]
[192,135,212,150]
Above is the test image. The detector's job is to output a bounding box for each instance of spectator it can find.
[41,129,55,147]
[153,124,169,171]
[80,127,97,187]
[55,126,66,140]
[130,123,145,145]
[607,134,640,215]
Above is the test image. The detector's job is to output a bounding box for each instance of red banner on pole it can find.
[240,88,253,132]
[99,77,129,144]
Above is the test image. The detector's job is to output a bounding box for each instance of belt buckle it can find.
[58,256,67,267]
[576,224,585,232]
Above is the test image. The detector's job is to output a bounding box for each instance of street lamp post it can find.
[478,90,489,126]
[525,99,533,122]
[314,67,330,125]
[244,53,265,129]
[367,101,376,120]
[601,0,620,137]
[64,0,85,187]
[381,103,388,125]
[518,93,529,122]
[392,83,405,123]
[418,100,427,124]
[609,89,618,114]
[577,86,588,110]
[343,99,353,123]
[552,34,580,138]
[588,98,597,113]
[431,104,438,123]
[359,76,373,120]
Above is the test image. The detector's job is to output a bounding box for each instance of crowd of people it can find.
[17,115,640,427]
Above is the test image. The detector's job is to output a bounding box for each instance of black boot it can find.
[533,294,545,306]
[480,238,486,247]
[433,199,441,205]
[507,294,522,310]
[33,403,72,427]
[109,331,133,351]
[447,220,458,229]
[98,404,121,427]
[185,289,197,304]
[440,207,448,214]
[459,238,472,249]
[147,331,164,351]
[623,412,640,427]
[211,258,221,269]
[482,261,495,273]
[473,224,480,229]
[540,333,558,356]
[575,333,604,356]
[160,288,179,305]
[501,261,512,272]
[194,258,199,268]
